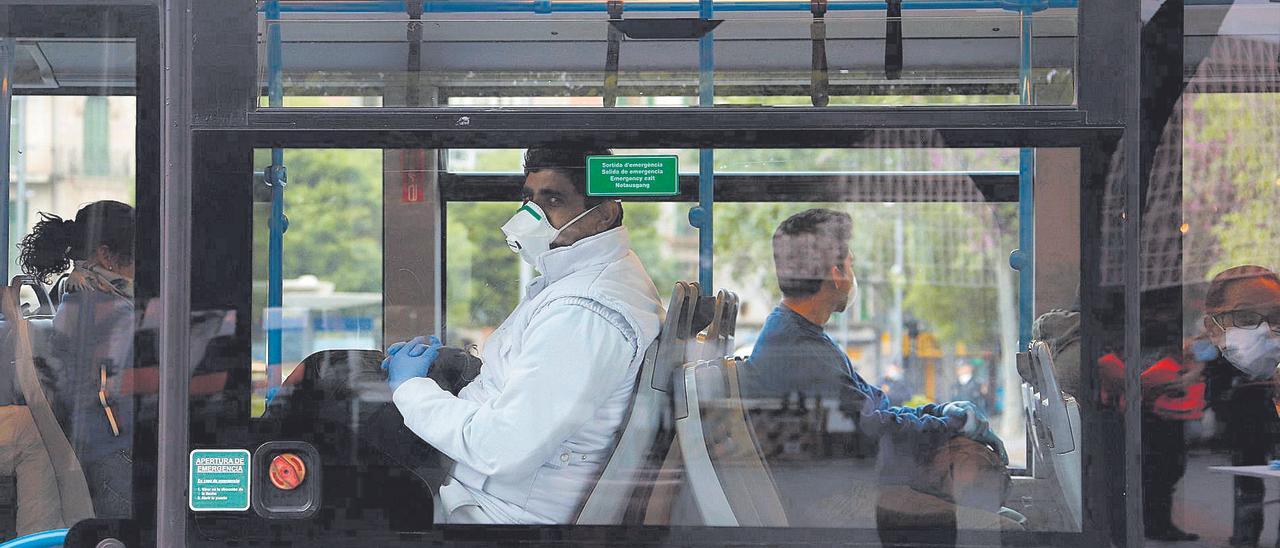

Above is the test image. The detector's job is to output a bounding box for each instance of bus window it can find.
[11,0,1257,545]
[0,5,154,543]
[250,149,384,415]
[226,141,1087,541]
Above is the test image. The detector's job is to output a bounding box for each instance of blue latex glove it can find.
[941,401,1008,464]
[381,335,442,393]
[887,404,941,417]
[872,406,950,433]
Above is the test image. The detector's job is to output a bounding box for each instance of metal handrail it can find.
[258,0,1079,15]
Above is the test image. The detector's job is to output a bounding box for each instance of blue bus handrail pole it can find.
[267,0,286,403]
[1015,8,1034,350]
[697,0,714,295]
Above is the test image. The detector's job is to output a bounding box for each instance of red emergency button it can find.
[269,453,306,491]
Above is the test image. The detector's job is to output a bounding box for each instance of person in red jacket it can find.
[1098,350,1205,541]
[1097,353,1205,419]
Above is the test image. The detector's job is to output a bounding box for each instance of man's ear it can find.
[551,201,620,247]
[596,200,621,229]
[830,264,849,291]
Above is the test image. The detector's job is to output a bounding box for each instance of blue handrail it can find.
[0,529,69,548]
[260,0,1079,14]
[266,0,287,403]
[696,0,715,295]
[1015,8,1034,350]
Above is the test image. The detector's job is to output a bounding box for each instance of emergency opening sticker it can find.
[587,155,680,196]
[189,449,251,512]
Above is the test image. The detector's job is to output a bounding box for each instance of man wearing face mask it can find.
[738,208,1006,528]
[1200,265,1280,547]
[381,147,662,524]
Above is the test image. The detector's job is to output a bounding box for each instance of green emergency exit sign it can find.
[587,155,680,197]
[189,449,251,512]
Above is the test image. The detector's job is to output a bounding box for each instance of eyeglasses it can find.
[1211,310,1280,332]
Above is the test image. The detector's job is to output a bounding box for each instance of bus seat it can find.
[0,276,58,408]
[654,283,719,392]
[673,357,787,527]
[574,281,701,525]
[688,289,738,364]
[580,284,742,525]
[261,349,386,464]
[0,281,94,530]
[1018,341,1082,530]
[649,287,749,526]
[0,317,65,538]
[0,319,56,408]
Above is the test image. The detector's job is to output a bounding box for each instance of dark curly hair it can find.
[18,200,135,284]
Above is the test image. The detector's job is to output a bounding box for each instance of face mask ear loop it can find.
[1211,314,1227,333]
[555,203,603,235]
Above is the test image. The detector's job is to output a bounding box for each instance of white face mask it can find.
[1221,322,1280,380]
[849,274,859,309]
[833,270,858,313]
[500,202,598,268]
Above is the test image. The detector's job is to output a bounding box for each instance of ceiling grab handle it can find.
[810,0,829,107]
[603,0,624,107]
[884,0,903,80]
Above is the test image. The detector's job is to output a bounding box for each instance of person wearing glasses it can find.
[1200,265,1280,547]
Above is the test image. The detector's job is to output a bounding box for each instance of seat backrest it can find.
[0,282,95,525]
[1020,341,1082,529]
[696,290,738,363]
[574,281,698,524]
[654,282,717,393]
[674,357,788,527]
[580,284,745,525]
[262,349,385,465]
[0,275,59,406]
[0,319,55,407]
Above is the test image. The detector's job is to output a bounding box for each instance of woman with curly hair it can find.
[18,200,135,519]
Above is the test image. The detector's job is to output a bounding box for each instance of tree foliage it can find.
[1184,93,1280,277]
[252,149,383,293]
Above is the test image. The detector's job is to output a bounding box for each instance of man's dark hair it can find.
[524,146,623,227]
[772,208,853,298]
[523,146,612,207]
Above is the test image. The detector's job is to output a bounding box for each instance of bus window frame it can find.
[192,137,1113,547]
[164,0,1143,545]
[7,4,161,546]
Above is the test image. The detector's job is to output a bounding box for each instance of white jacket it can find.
[393,227,662,524]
